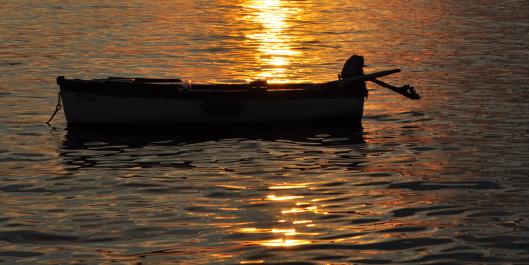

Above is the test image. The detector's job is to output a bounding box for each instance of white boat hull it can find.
[61,90,364,124]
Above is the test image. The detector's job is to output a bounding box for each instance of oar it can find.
[369,78,420,100]
[340,69,401,85]
[301,69,402,90]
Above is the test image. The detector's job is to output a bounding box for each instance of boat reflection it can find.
[60,123,365,171]
[62,122,364,146]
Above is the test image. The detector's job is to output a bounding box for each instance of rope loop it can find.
[46,92,62,125]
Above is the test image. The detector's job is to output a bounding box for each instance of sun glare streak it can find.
[293,220,312,224]
[269,183,310,190]
[260,238,311,247]
[240,260,264,264]
[231,182,322,249]
[281,206,320,214]
[267,195,304,201]
[242,0,301,82]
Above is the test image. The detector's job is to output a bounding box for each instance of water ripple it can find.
[1,0,528,264]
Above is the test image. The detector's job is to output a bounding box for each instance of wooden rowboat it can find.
[52,55,419,126]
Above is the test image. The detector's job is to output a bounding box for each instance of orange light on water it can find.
[267,194,304,201]
[281,206,319,214]
[232,182,320,249]
[292,220,312,224]
[269,183,310,189]
[260,238,311,247]
[240,260,265,264]
[242,0,301,82]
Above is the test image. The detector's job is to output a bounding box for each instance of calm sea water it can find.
[1,0,529,264]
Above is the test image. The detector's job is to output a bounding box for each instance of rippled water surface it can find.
[1,0,529,264]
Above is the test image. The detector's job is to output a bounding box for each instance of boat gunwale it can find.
[57,77,367,100]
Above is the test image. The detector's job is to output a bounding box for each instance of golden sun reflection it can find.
[233,182,325,248]
[281,206,323,214]
[240,260,265,264]
[260,238,311,247]
[242,0,301,82]
[292,220,312,224]
[266,195,304,201]
[269,183,310,190]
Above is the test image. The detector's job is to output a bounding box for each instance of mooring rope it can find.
[46,92,62,125]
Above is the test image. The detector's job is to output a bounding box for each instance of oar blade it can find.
[399,85,421,100]
[369,78,421,100]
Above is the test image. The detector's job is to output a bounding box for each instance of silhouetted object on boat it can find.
[49,55,419,126]
[340,55,368,98]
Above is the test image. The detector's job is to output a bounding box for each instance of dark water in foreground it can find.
[1,0,529,264]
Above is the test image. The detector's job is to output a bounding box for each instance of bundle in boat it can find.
[52,55,418,126]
